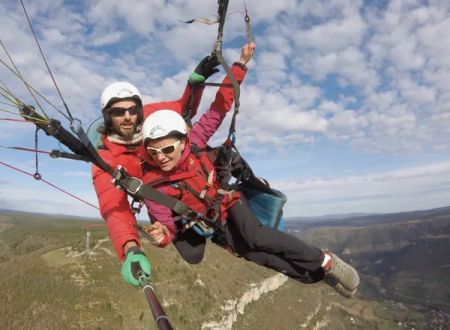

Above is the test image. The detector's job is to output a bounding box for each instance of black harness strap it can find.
[20,105,96,163]
[112,167,222,230]
[244,0,254,43]
[181,0,253,141]
[49,149,91,162]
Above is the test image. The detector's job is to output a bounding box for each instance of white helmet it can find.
[101,81,142,110]
[143,110,188,141]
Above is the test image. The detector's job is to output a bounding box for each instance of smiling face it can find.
[108,100,138,138]
[146,135,186,172]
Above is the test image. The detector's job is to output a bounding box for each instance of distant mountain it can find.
[286,205,450,230]
[287,212,378,222]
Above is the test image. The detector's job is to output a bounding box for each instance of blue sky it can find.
[1,0,450,219]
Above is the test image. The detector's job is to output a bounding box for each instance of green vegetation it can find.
[1,210,448,329]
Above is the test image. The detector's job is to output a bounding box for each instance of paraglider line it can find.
[0,160,99,210]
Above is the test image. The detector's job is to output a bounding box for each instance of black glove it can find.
[189,55,220,83]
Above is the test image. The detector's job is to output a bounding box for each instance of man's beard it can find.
[116,121,138,139]
[120,126,136,139]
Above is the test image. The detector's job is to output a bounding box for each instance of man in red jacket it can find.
[91,56,220,286]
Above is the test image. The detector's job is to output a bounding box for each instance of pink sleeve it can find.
[144,185,176,247]
[190,108,226,147]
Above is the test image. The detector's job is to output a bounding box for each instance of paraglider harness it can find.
[194,143,287,236]
[171,0,286,236]
[127,142,287,240]
[130,0,285,238]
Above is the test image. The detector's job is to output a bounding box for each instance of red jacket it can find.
[92,82,204,260]
[140,63,247,247]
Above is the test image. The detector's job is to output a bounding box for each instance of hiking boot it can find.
[324,274,358,298]
[324,252,360,292]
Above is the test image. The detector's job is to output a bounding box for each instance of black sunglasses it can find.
[109,105,139,117]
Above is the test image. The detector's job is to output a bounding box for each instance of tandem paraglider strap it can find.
[181,0,254,142]
[111,165,222,231]
[175,217,217,238]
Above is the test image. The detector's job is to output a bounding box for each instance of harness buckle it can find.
[111,165,143,195]
[125,177,143,195]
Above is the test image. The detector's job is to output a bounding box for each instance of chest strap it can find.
[112,165,220,229]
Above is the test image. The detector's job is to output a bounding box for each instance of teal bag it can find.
[240,179,287,231]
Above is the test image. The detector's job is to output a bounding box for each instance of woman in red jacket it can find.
[140,43,360,297]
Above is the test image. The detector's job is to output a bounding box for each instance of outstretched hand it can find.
[146,221,171,247]
[121,247,152,287]
[238,42,256,65]
[189,55,221,84]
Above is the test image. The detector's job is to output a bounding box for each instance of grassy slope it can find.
[0,213,409,330]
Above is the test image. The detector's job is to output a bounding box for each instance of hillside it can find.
[287,207,450,329]
[0,211,414,330]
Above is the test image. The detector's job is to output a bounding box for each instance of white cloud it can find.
[88,31,124,47]
[282,84,322,110]
[294,14,366,52]
[238,86,328,134]
[161,23,217,62]
[397,78,436,105]
[327,109,367,140]
[257,51,287,71]
[297,0,363,20]
[86,0,164,34]
[278,160,450,216]
[264,35,293,56]
[243,0,297,22]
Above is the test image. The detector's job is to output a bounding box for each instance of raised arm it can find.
[142,55,221,119]
[190,42,256,147]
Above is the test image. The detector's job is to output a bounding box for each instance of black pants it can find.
[173,197,325,283]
